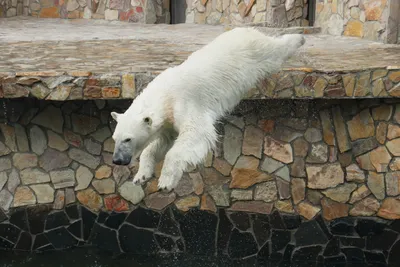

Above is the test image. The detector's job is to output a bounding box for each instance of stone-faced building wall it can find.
[0,98,400,264]
[315,0,399,43]
[0,0,170,23]
[185,0,310,26]
[0,0,24,17]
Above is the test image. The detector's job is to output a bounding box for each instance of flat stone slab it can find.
[0,17,399,100]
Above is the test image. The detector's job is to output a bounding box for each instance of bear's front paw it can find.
[132,167,154,185]
[157,169,181,192]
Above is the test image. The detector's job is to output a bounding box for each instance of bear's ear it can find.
[111,112,121,122]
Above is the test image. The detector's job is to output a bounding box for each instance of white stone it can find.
[285,0,295,10]
[105,9,119,20]
[21,168,50,185]
[50,169,75,189]
[118,181,145,204]
[30,184,55,204]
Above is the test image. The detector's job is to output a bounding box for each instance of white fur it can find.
[111,28,305,191]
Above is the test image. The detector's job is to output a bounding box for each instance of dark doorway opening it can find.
[307,0,316,26]
[170,0,187,24]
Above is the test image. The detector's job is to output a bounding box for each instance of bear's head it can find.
[110,109,154,166]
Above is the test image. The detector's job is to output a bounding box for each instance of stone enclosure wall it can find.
[0,98,400,219]
[0,98,399,266]
[315,0,400,43]
[0,0,170,23]
[185,0,310,26]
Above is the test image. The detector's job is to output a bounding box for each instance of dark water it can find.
[0,248,263,267]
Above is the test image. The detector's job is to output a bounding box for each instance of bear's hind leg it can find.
[158,121,217,191]
[133,133,173,185]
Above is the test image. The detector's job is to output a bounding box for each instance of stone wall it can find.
[185,0,310,26]
[0,98,400,219]
[0,0,24,17]
[315,0,399,43]
[0,0,169,23]
[0,98,400,264]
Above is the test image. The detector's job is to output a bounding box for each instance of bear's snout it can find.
[112,154,131,166]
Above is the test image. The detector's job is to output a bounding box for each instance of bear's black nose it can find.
[113,159,122,165]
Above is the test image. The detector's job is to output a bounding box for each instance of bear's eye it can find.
[124,138,131,143]
[144,117,151,124]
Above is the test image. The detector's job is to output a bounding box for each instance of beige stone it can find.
[364,0,386,20]
[275,200,294,213]
[354,71,370,96]
[264,136,293,163]
[30,184,55,204]
[350,196,380,216]
[47,130,68,151]
[293,138,309,157]
[92,178,115,194]
[175,195,200,212]
[347,109,375,141]
[230,156,272,189]
[388,124,400,140]
[291,178,305,204]
[228,201,273,214]
[332,106,351,152]
[388,71,400,83]
[369,146,392,172]
[297,201,320,220]
[12,153,38,170]
[376,122,387,144]
[254,181,278,202]
[346,164,365,183]
[377,198,400,219]
[356,153,375,171]
[320,110,335,145]
[372,69,388,80]
[386,138,400,156]
[344,20,363,37]
[13,186,36,207]
[76,188,103,212]
[213,157,232,176]
[95,165,112,179]
[342,74,356,96]
[306,163,344,189]
[367,172,385,200]
[321,198,350,220]
[231,189,253,200]
[200,194,217,213]
[372,104,392,121]
[372,79,385,96]
[242,125,264,158]
[144,192,176,210]
[385,172,400,196]
[390,158,400,171]
[349,184,371,204]
[322,183,357,203]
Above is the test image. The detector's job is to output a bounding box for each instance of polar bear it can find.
[111,27,305,191]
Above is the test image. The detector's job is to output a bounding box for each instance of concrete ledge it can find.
[0,18,399,100]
